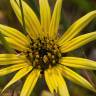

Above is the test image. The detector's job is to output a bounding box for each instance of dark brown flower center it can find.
[26,38,62,72]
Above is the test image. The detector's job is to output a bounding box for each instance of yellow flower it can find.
[0,0,96,96]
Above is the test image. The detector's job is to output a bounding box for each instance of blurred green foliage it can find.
[71,0,96,12]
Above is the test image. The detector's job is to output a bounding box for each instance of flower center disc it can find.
[27,38,62,72]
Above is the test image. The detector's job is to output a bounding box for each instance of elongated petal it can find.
[60,32,96,53]
[0,24,29,51]
[45,68,69,96]
[0,63,28,76]
[45,69,55,93]
[58,10,96,46]
[45,69,57,93]
[0,54,26,65]
[0,24,29,46]
[2,66,32,92]
[5,37,29,51]
[10,0,43,39]
[39,0,51,34]
[53,68,70,96]
[58,66,96,92]
[60,57,96,70]
[48,0,62,39]
[20,69,40,96]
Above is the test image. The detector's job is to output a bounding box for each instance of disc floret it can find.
[26,38,62,71]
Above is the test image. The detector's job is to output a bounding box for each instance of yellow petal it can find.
[41,90,54,96]
[60,57,96,70]
[0,24,29,46]
[0,54,24,58]
[45,70,54,93]
[10,0,43,39]
[0,63,28,76]
[5,37,29,51]
[45,69,57,93]
[60,32,96,53]
[0,54,26,65]
[58,10,96,46]
[48,0,62,39]
[2,66,32,92]
[53,68,70,96]
[45,68,69,96]
[20,69,40,96]
[59,66,96,92]
[39,0,51,35]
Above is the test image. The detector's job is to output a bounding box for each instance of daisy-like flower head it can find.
[1,0,96,96]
